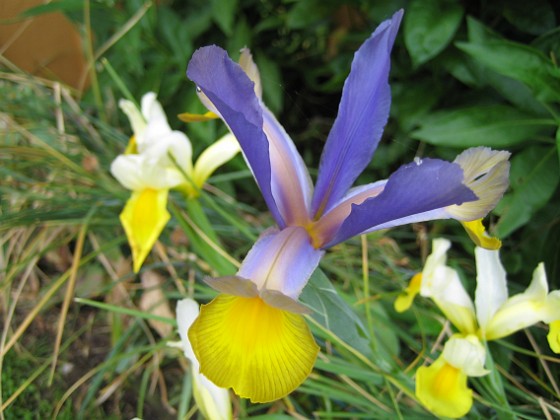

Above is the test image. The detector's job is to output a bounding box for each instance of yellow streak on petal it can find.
[178,111,219,123]
[124,135,138,155]
[461,219,501,250]
[548,320,560,354]
[188,294,319,403]
[416,357,473,418]
[120,188,170,273]
[394,273,422,313]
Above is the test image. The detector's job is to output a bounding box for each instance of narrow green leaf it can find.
[457,40,560,103]
[75,297,177,326]
[556,127,560,165]
[404,0,464,66]
[301,269,371,357]
[495,146,559,237]
[411,105,554,147]
[169,200,237,276]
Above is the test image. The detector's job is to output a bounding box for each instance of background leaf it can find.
[411,105,554,148]
[495,146,559,237]
[301,269,371,357]
[457,40,560,104]
[404,0,464,66]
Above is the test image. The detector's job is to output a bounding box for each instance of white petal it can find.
[474,247,508,332]
[141,92,167,125]
[421,239,477,334]
[443,335,489,377]
[143,131,193,172]
[119,98,146,138]
[193,133,240,188]
[192,371,232,420]
[176,299,200,367]
[486,262,551,340]
[110,155,148,190]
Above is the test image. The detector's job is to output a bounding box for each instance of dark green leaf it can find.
[503,0,556,36]
[411,105,554,147]
[495,146,559,237]
[404,0,464,66]
[286,0,333,30]
[457,40,560,103]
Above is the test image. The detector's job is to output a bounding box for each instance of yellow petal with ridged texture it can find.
[461,219,501,250]
[416,357,472,418]
[548,320,560,354]
[120,188,170,273]
[188,294,319,403]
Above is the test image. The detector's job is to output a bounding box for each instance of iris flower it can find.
[111,92,239,272]
[185,9,510,403]
[176,299,232,420]
[399,238,560,418]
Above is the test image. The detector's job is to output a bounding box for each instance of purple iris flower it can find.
[185,9,510,403]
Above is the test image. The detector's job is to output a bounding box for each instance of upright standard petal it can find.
[311,10,403,218]
[119,98,146,140]
[474,247,508,334]
[187,46,284,227]
[120,188,170,272]
[325,159,477,247]
[188,294,319,403]
[262,106,314,226]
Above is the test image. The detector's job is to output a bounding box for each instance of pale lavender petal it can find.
[262,105,314,225]
[237,227,324,299]
[187,46,284,227]
[324,159,477,247]
[311,180,387,248]
[311,10,403,218]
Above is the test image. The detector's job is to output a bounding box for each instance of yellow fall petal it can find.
[394,273,422,313]
[188,294,319,403]
[120,188,170,273]
[178,111,219,123]
[461,219,501,250]
[416,357,473,418]
[547,320,560,354]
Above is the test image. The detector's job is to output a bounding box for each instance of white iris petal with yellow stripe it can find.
[399,239,560,418]
[111,92,240,272]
